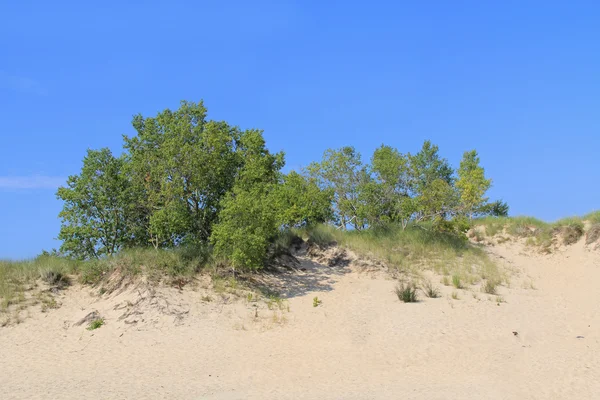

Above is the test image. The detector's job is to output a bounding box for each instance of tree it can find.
[274,171,333,228]
[308,147,370,230]
[123,100,244,247]
[57,148,137,259]
[456,150,492,220]
[210,130,285,271]
[368,145,415,228]
[409,140,455,222]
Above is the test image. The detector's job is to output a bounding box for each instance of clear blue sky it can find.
[1,1,599,259]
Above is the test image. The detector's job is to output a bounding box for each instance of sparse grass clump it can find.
[87,318,105,331]
[586,224,600,245]
[395,282,418,303]
[482,279,498,295]
[421,280,440,298]
[452,275,463,289]
[552,217,584,245]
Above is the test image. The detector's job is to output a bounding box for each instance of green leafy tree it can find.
[275,171,333,227]
[210,131,285,271]
[308,147,370,230]
[456,150,492,220]
[57,149,138,259]
[368,145,415,228]
[123,100,243,247]
[409,140,455,222]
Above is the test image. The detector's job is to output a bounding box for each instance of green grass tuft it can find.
[87,318,105,330]
[395,282,418,303]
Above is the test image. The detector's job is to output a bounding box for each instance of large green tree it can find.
[367,145,415,228]
[57,148,140,259]
[409,140,455,222]
[123,101,243,247]
[209,130,285,271]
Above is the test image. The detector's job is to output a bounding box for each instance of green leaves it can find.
[56,99,506,270]
[456,150,492,219]
[57,148,137,259]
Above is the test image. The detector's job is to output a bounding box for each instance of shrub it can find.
[395,282,418,303]
[421,281,440,298]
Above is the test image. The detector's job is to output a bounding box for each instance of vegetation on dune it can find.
[25,98,600,322]
[3,98,599,323]
[298,223,503,287]
[53,99,505,274]
[473,212,599,251]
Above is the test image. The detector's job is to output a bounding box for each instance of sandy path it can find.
[1,241,599,399]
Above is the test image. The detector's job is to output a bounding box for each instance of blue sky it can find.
[1,1,599,259]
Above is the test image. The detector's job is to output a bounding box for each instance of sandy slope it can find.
[1,239,599,400]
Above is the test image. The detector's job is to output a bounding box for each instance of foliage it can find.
[123,101,247,247]
[87,318,105,331]
[275,171,333,228]
[210,130,284,271]
[456,150,492,219]
[54,99,507,272]
[57,149,140,259]
[308,146,370,230]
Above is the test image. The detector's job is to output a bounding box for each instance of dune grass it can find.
[299,223,504,287]
[0,246,213,316]
[0,256,81,311]
[474,214,595,250]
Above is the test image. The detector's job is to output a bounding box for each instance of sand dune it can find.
[2,238,599,399]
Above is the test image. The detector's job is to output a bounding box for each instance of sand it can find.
[1,239,599,399]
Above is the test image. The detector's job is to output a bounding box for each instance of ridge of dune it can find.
[1,236,599,399]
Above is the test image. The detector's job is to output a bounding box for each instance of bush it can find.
[395,282,418,303]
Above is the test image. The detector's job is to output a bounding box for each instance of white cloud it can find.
[0,70,47,96]
[0,176,65,190]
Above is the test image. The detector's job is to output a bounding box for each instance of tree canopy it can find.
[57,100,507,269]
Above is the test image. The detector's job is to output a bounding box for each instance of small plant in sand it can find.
[267,295,288,311]
[201,295,212,302]
[395,282,418,303]
[313,297,322,307]
[482,280,498,295]
[452,275,463,289]
[421,281,440,298]
[451,291,460,300]
[87,318,105,331]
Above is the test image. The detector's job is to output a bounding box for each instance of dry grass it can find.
[474,215,594,251]
[300,223,503,289]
